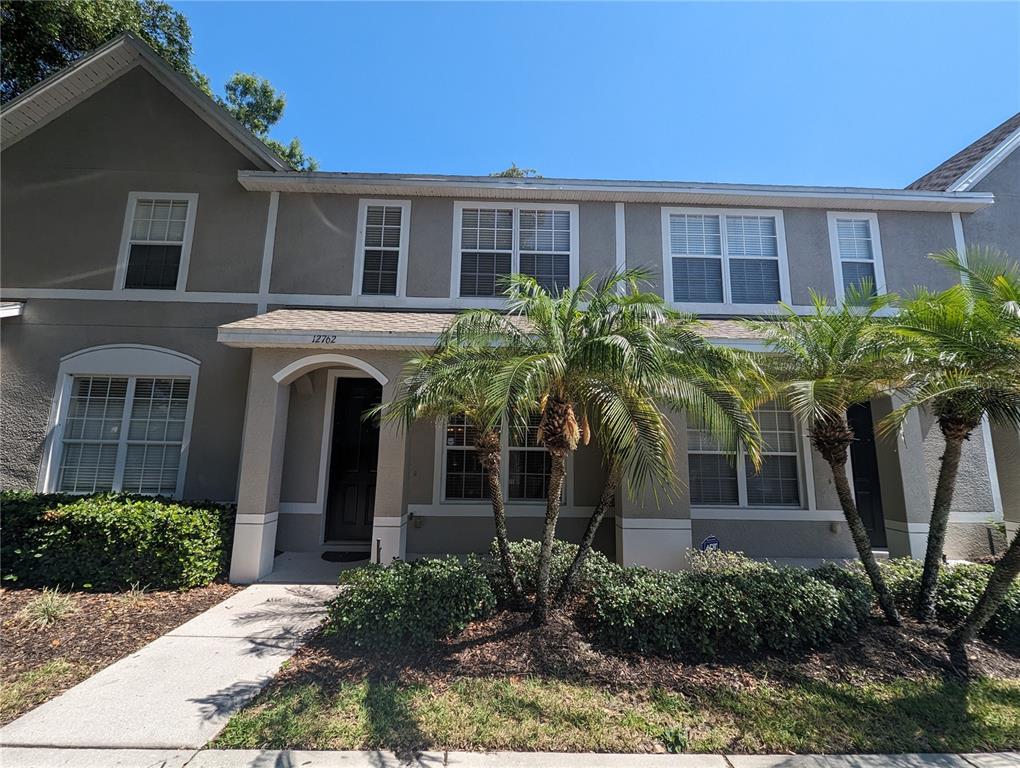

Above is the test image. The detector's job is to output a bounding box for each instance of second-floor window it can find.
[355,200,411,297]
[827,212,885,300]
[118,193,197,290]
[454,203,578,298]
[663,208,788,307]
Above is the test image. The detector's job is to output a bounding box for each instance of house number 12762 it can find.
[311,334,337,344]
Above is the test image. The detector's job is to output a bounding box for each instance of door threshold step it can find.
[322,542,372,552]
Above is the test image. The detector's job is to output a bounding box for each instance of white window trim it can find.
[660,206,791,313]
[38,344,200,498]
[450,201,580,303]
[433,416,573,507]
[114,192,199,292]
[686,411,805,510]
[826,211,887,301]
[352,199,412,298]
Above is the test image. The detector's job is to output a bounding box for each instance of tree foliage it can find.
[491,163,542,178]
[1,0,317,169]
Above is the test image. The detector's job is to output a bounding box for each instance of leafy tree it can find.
[218,73,318,170]
[377,350,525,603]
[491,163,542,178]
[1,0,204,101]
[1,1,318,169]
[751,285,903,625]
[443,271,686,622]
[886,249,1020,622]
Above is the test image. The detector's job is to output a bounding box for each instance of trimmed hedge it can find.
[880,558,1020,646]
[581,552,872,658]
[485,538,616,601]
[1,491,234,590]
[325,556,494,650]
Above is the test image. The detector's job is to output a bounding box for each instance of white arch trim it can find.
[39,344,200,496]
[273,353,389,386]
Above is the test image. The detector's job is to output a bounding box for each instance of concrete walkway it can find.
[0,749,1016,768]
[0,583,336,750]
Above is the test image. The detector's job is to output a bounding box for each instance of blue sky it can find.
[179,2,1020,188]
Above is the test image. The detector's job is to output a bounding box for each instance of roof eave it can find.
[236,171,993,212]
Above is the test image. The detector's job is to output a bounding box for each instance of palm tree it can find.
[377,349,525,603]
[885,250,1020,621]
[443,270,679,623]
[750,285,903,625]
[555,318,764,603]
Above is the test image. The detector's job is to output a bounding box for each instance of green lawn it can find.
[213,674,1020,754]
[0,659,93,724]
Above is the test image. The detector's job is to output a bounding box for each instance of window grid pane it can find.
[58,375,190,496]
[361,205,403,296]
[836,219,874,261]
[125,244,182,290]
[509,414,550,501]
[842,261,877,298]
[673,256,724,302]
[688,453,739,505]
[444,414,488,500]
[745,403,800,507]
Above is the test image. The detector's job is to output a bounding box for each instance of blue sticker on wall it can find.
[700,535,720,552]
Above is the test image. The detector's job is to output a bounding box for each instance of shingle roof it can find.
[907,112,1020,191]
[218,309,762,347]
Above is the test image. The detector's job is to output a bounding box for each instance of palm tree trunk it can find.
[917,428,967,621]
[476,430,524,604]
[555,465,619,604]
[949,529,1020,650]
[829,457,901,625]
[533,450,567,624]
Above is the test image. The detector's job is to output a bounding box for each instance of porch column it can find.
[370,377,409,563]
[615,409,692,570]
[229,349,290,583]
[871,395,932,558]
[990,422,1020,543]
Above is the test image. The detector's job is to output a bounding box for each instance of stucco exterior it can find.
[1,41,1012,581]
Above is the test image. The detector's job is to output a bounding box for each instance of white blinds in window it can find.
[835,218,877,296]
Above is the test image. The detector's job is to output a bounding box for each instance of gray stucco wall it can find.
[280,369,328,503]
[0,299,255,500]
[270,194,357,296]
[964,147,1020,261]
[877,211,958,296]
[691,519,856,559]
[580,202,617,280]
[407,198,455,298]
[1,67,268,294]
[784,209,838,304]
[918,412,996,517]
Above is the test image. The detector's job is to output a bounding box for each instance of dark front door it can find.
[847,402,887,548]
[325,378,381,542]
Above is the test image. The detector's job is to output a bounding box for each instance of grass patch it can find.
[0,659,92,723]
[213,674,1020,754]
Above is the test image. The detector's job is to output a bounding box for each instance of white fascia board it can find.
[217,328,441,349]
[0,302,25,318]
[237,171,994,212]
[947,127,1020,192]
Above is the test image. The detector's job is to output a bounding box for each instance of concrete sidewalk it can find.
[0,749,1016,768]
[0,583,336,750]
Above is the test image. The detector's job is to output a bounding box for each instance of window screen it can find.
[835,218,878,298]
[686,422,738,505]
[360,205,403,295]
[58,376,191,495]
[519,209,571,293]
[744,403,800,506]
[124,199,189,290]
[444,414,488,500]
[460,208,514,297]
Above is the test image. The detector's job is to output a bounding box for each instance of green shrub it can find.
[325,556,494,650]
[485,538,616,602]
[582,559,870,659]
[879,558,1019,646]
[811,562,874,634]
[1,492,234,590]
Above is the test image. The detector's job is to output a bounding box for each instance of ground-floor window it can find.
[687,402,801,507]
[443,413,553,502]
[57,375,193,495]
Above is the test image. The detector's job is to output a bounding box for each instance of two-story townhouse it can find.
[2,34,1015,583]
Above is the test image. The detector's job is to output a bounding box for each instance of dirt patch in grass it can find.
[214,608,1019,754]
[0,582,240,725]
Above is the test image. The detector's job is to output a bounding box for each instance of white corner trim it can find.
[0,302,25,318]
[352,199,412,299]
[113,192,199,292]
[257,191,280,313]
[659,206,791,309]
[273,353,389,386]
[614,202,626,276]
[38,344,200,497]
[826,211,887,301]
[980,416,1004,520]
[947,126,1020,192]
[951,211,968,279]
[449,201,580,300]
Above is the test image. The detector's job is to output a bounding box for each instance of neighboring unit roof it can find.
[0,33,288,171]
[237,170,992,212]
[217,309,762,350]
[907,112,1020,192]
